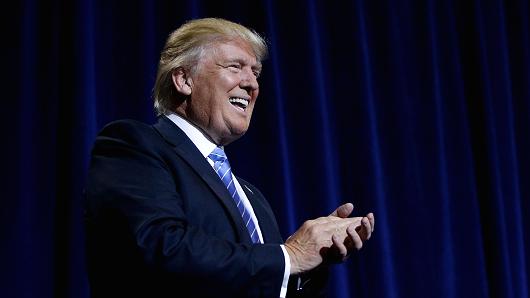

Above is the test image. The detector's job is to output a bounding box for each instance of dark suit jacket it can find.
[85,116,327,298]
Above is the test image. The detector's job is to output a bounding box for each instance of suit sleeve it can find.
[85,120,285,297]
[239,180,330,298]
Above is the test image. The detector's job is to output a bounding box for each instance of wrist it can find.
[284,243,301,275]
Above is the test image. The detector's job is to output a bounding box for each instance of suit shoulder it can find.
[96,119,160,143]
[98,119,153,136]
[90,119,170,157]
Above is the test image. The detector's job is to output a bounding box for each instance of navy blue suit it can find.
[85,116,327,297]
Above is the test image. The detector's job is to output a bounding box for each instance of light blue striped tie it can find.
[209,147,260,244]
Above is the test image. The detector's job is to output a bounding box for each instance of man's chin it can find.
[220,130,247,145]
[214,125,248,145]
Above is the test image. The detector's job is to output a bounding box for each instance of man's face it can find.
[180,39,261,145]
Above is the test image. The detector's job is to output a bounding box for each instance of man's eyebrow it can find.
[225,58,262,70]
[252,63,262,72]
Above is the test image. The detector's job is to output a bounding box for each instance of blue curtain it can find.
[4,0,529,297]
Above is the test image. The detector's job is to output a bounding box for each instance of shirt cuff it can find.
[279,245,291,298]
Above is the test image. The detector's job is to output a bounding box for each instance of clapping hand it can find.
[285,203,375,274]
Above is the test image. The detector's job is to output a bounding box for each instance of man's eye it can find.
[253,71,261,78]
[228,64,241,70]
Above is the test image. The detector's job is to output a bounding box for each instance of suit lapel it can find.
[153,116,251,243]
[240,181,284,244]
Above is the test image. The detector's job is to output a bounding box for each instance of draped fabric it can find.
[3,0,529,297]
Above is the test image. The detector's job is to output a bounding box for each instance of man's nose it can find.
[240,69,259,92]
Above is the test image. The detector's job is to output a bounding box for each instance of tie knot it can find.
[208,147,227,163]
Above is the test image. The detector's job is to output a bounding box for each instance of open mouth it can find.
[228,97,249,111]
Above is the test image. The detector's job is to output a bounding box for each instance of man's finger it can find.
[354,218,370,241]
[329,203,354,218]
[361,217,372,240]
[332,234,348,258]
[367,213,375,232]
[347,224,363,250]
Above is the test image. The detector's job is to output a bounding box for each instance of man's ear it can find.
[171,68,192,96]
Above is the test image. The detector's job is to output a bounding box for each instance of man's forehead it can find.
[205,40,261,66]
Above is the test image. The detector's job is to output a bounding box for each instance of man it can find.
[85,18,374,298]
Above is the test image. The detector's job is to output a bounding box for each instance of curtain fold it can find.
[5,0,529,297]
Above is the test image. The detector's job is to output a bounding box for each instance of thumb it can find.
[329,203,354,218]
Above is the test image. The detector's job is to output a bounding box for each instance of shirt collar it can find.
[165,113,219,158]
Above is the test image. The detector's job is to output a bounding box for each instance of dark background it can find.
[2,0,529,297]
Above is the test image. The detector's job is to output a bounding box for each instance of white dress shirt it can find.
[166,113,290,297]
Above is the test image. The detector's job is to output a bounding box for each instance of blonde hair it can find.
[153,18,268,115]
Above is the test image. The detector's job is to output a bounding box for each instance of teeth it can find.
[228,97,249,109]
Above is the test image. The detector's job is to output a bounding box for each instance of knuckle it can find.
[302,220,313,228]
[308,226,319,238]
